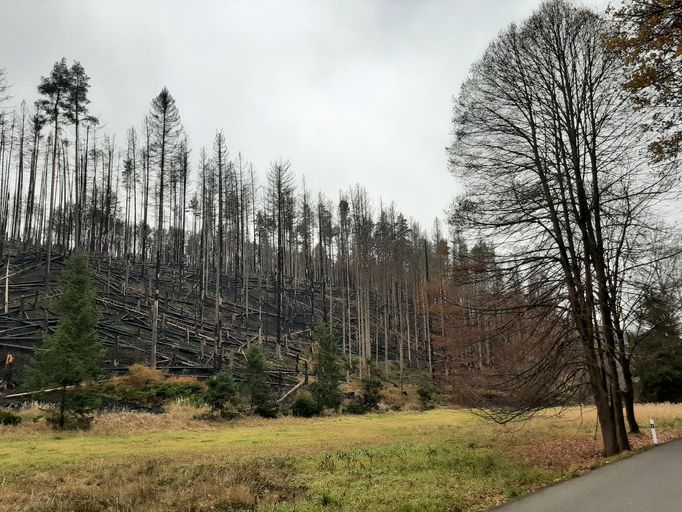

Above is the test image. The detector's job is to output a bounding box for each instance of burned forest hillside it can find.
[1,234,437,391]
[0,197,443,397]
[0,68,448,391]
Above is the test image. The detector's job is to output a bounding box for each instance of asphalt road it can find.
[497,439,682,511]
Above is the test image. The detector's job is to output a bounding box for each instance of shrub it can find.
[205,372,240,418]
[127,364,164,389]
[344,401,368,415]
[344,377,384,415]
[292,391,321,417]
[95,376,204,411]
[96,380,159,409]
[361,376,383,410]
[639,366,682,403]
[0,409,22,426]
[417,383,438,410]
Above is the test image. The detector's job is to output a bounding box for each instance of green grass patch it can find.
[269,442,555,512]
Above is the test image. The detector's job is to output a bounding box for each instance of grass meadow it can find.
[0,404,680,512]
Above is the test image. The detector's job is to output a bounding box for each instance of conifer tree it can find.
[36,58,71,284]
[65,61,93,247]
[242,345,276,417]
[24,252,104,428]
[635,286,682,403]
[310,322,343,411]
[205,371,239,418]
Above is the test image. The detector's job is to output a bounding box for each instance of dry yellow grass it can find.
[126,364,165,388]
[0,402,211,438]
[340,381,424,411]
[4,401,680,441]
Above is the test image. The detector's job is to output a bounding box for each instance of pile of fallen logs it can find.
[0,245,311,392]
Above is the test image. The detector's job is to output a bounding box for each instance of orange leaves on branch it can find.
[610,0,682,162]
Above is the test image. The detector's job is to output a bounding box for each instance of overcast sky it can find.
[1,0,610,228]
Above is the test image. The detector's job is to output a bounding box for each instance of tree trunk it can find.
[59,385,66,429]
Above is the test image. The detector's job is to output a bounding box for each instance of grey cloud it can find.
[1,0,609,228]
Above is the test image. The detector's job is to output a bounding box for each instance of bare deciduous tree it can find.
[448,0,678,455]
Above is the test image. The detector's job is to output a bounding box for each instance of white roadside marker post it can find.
[650,418,658,445]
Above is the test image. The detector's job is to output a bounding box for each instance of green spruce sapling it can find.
[24,253,105,429]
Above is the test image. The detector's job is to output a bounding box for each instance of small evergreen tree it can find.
[635,287,682,403]
[242,346,277,417]
[205,371,239,418]
[309,322,343,411]
[345,376,383,415]
[24,253,104,428]
[291,390,320,417]
[360,376,383,411]
[417,381,438,411]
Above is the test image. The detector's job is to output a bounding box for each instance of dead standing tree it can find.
[0,68,9,106]
[148,87,181,369]
[267,161,293,359]
[213,131,227,366]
